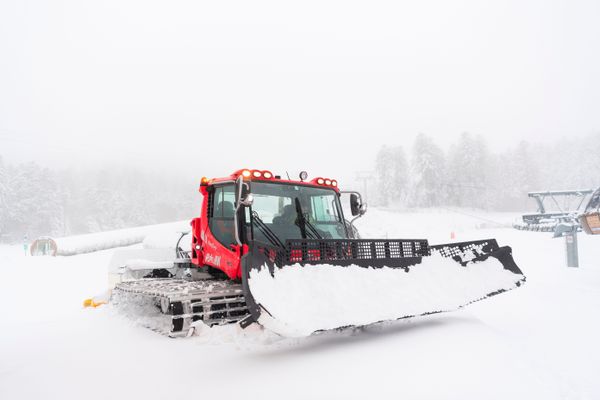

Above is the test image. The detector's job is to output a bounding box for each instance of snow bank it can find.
[249,254,522,337]
[51,221,190,256]
[55,232,145,256]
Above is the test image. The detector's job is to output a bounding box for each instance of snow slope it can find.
[2,209,600,400]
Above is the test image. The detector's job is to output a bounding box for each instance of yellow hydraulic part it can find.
[83,298,107,308]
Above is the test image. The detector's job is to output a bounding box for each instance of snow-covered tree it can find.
[408,133,447,207]
[572,132,600,189]
[374,145,410,207]
[390,146,409,204]
[375,145,395,206]
[492,141,542,210]
[446,133,491,208]
[0,156,8,238]
[0,159,197,242]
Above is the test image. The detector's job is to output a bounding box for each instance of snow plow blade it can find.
[240,239,525,337]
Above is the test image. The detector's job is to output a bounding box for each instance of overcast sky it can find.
[1,0,599,186]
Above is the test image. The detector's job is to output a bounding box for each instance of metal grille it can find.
[207,190,214,219]
[430,239,499,265]
[254,239,429,268]
[248,237,521,278]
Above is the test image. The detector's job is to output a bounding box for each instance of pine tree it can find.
[495,141,541,210]
[446,133,490,208]
[577,132,600,188]
[0,156,7,238]
[409,133,446,207]
[390,146,408,205]
[375,145,394,206]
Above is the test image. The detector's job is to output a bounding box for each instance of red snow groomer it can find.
[112,169,525,337]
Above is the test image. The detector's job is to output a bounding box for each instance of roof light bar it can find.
[236,169,275,180]
[312,177,338,187]
[232,169,334,186]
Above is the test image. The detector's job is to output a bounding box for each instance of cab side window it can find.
[209,185,236,247]
[310,195,338,222]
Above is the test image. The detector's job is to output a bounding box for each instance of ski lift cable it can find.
[436,183,489,191]
[439,206,508,226]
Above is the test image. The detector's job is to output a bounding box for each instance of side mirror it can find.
[350,193,361,216]
[241,193,254,207]
[235,175,253,209]
[359,203,367,215]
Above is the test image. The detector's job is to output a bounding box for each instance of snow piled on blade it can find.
[248,254,522,337]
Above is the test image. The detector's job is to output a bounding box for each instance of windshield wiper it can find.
[304,216,324,240]
[294,197,322,240]
[251,211,284,248]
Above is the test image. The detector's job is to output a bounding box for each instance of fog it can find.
[1,0,600,239]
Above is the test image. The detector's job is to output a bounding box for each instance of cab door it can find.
[204,184,243,278]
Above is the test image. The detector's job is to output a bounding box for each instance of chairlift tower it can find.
[553,222,579,268]
[514,189,596,268]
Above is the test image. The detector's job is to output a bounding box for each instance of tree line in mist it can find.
[0,157,197,243]
[1,132,599,242]
[371,132,600,210]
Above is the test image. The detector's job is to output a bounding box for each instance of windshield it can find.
[248,182,348,244]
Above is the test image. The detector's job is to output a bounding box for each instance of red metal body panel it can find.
[191,169,341,280]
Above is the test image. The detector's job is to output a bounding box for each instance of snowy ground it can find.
[1,208,600,400]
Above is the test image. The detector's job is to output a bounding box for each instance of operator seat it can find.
[272,204,303,240]
[273,204,296,225]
